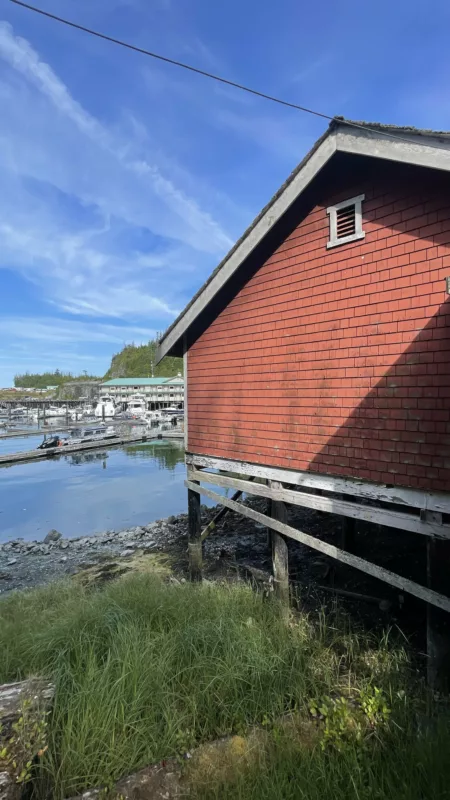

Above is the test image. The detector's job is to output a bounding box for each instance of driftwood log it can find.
[0,679,54,800]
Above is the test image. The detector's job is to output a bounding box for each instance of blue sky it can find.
[1,0,450,385]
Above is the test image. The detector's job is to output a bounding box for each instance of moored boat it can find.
[94,395,116,418]
[37,424,117,449]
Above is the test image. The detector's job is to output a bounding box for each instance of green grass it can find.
[0,574,448,799]
[192,720,450,800]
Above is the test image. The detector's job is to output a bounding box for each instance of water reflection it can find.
[0,439,188,543]
[123,440,185,471]
[68,451,109,467]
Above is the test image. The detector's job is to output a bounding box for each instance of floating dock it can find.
[0,430,184,466]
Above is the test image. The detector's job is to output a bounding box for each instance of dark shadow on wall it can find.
[294,297,450,652]
[307,296,450,493]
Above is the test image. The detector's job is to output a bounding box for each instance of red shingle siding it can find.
[187,163,450,492]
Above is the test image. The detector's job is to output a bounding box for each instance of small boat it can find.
[67,424,117,445]
[94,395,116,418]
[37,435,62,450]
[10,406,28,417]
[45,405,68,418]
[37,425,117,450]
[144,410,167,428]
[126,394,147,418]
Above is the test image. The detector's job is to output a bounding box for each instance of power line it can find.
[8,0,332,121]
[7,0,449,152]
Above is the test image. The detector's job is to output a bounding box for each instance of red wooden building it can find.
[157,119,450,685]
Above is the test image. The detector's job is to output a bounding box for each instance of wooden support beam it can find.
[269,480,289,608]
[188,469,450,540]
[200,488,243,541]
[185,480,450,614]
[187,454,450,516]
[199,477,255,542]
[426,511,450,691]
[340,493,357,553]
[187,473,202,582]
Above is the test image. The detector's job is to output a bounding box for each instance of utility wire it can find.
[7,0,449,151]
[8,0,332,121]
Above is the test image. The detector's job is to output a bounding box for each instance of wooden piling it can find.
[269,479,289,609]
[426,511,450,691]
[188,473,202,581]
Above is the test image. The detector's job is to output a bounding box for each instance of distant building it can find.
[102,376,184,410]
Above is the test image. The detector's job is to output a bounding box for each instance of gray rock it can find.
[119,549,134,558]
[60,556,68,563]
[44,529,62,544]
[60,541,69,549]
[6,559,17,566]
[167,516,177,524]
[39,545,50,556]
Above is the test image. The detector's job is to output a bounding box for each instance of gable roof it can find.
[156,118,450,362]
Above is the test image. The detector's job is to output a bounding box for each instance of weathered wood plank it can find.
[186,454,450,515]
[426,511,450,691]
[200,480,254,542]
[188,469,450,540]
[184,480,450,614]
[183,335,188,451]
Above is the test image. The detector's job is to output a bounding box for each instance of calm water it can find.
[0,439,189,543]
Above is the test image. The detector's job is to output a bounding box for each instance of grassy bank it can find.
[0,574,449,799]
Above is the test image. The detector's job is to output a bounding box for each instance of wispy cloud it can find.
[0,21,233,255]
[0,317,157,345]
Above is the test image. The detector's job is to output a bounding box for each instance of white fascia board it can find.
[336,128,450,173]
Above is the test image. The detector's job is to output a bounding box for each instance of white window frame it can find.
[326,193,365,249]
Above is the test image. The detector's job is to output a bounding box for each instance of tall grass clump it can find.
[0,574,446,798]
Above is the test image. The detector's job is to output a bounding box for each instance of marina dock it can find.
[0,430,184,467]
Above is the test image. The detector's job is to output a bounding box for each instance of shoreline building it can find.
[157,118,450,689]
[102,376,184,410]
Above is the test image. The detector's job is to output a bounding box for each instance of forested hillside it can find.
[14,341,182,387]
[104,341,183,379]
[14,370,100,388]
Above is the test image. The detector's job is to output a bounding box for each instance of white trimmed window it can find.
[326,194,365,248]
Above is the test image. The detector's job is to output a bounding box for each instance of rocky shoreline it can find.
[0,497,415,637]
[0,501,277,595]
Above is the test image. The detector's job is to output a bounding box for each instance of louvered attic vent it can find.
[327,194,365,248]
[336,204,356,238]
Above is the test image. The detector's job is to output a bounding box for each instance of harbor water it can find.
[0,438,188,543]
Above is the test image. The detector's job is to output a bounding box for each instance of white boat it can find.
[162,406,183,416]
[144,410,165,428]
[126,394,147,418]
[67,424,117,445]
[45,405,68,418]
[10,406,28,417]
[94,394,116,418]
